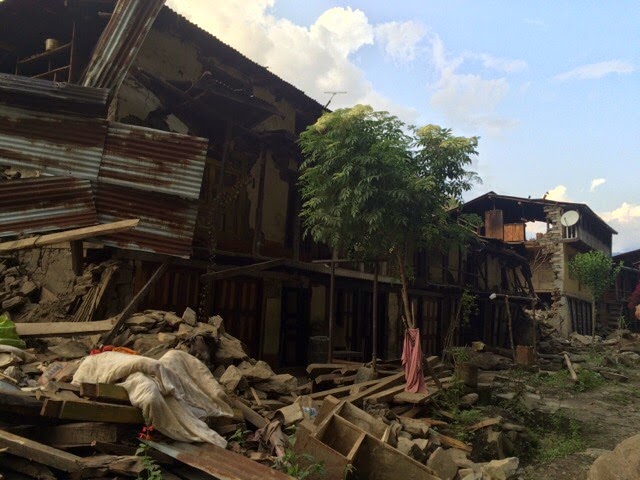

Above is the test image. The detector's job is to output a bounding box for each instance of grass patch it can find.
[574,369,604,392]
[535,413,586,461]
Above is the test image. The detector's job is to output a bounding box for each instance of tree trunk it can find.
[591,295,597,342]
[396,251,414,328]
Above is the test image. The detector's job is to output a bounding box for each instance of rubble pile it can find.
[0,254,124,324]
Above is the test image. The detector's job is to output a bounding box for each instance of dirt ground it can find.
[514,362,640,479]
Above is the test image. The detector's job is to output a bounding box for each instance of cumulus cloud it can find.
[544,185,570,201]
[375,20,426,63]
[165,0,419,123]
[601,203,640,252]
[590,178,606,192]
[555,60,635,81]
[428,35,518,136]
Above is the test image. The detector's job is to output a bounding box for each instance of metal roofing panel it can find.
[0,177,97,237]
[0,105,107,180]
[82,0,166,92]
[100,122,207,199]
[93,183,197,257]
[0,73,109,117]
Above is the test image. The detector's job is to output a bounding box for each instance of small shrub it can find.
[574,370,604,392]
[272,448,325,479]
[136,443,163,480]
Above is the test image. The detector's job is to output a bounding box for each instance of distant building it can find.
[460,191,621,336]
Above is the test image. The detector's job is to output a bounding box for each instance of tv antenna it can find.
[324,91,347,108]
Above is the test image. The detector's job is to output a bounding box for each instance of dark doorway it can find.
[280,288,310,366]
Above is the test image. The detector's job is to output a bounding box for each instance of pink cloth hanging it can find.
[401,328,427,394]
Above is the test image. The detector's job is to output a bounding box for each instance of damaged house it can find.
[0,1,538,367]
[460,191,621,337]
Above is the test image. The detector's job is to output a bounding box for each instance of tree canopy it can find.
[298,105,480,326]
[569,250,622,338]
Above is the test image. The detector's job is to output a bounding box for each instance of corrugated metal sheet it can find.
[82,0,166,92]
[0,177,97,236]
[0,73,109,117]
[100,122,207,199]
[94,183,197,257]
[0,105,107,180]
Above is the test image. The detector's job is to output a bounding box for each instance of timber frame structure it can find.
[1,1,538,365]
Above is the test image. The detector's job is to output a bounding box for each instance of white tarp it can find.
[72,350,233,447]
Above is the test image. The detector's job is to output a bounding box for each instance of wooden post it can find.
[504,295,516,363]
[101,260,170,345]
[372,261,379,371]
[531,297,538,356]
[70,240,83,276]
[328,256,336,363]
[252,145,266,256]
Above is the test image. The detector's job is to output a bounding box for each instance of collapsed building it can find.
[459,191,632,336]
[0,0,542,369]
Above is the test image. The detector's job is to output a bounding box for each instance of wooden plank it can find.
[41,398,144,424]
[0,219,139,253]
[200,258,286,281]
[0,391,43,418]
[18,422,121,448]
[364,383,406,404]
[307,377,382,400]
[344,372,405,406]
[234,399,268,429]
[564,353,578,382]
[393,390,433,405]
[0,428,83,473]
[432,432,472,452]
[80,383,130,404]
[102,260,170,345]
[16,318,116,338]
[145,440,296,480]
[468,417,502,432]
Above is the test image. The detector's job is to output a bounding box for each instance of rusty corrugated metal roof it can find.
[94,183,198,258]
[0,177,97,236]
[0,105,107,180]
[100,122,207,199]
[82,0,166,93]
[0,73,109,117]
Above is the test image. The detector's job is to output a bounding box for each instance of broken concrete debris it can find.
[2,257,640,480]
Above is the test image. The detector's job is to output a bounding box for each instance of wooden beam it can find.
[234,399,268,429]
[16,318,117,338]
[0,428,84,473]
[15,422,121,448]
[344,372,405,406]
[0,219,139,253]
[80,383,130,405]
[145,439,296,480]
[41,398,144,424]
[200,258,286,281]
[102,260,170,345]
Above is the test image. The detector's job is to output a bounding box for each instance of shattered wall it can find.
[538,205,571,336]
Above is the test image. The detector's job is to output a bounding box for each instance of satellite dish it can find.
[560,210,580,227]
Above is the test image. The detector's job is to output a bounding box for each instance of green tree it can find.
[569,250,622,340]
[298,105,480,327]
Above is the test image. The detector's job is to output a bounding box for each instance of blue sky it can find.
[169,1,640,253]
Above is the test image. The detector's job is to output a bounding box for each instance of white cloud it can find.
[375,20,426,63]
[477,54,527,73]
[544,185,570,201]
[601,203,640,253]
[555,60,635,81]
[428,35,518,136]
[602,203,640,224]
[590,178,606,192]
[165,1,420,123]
